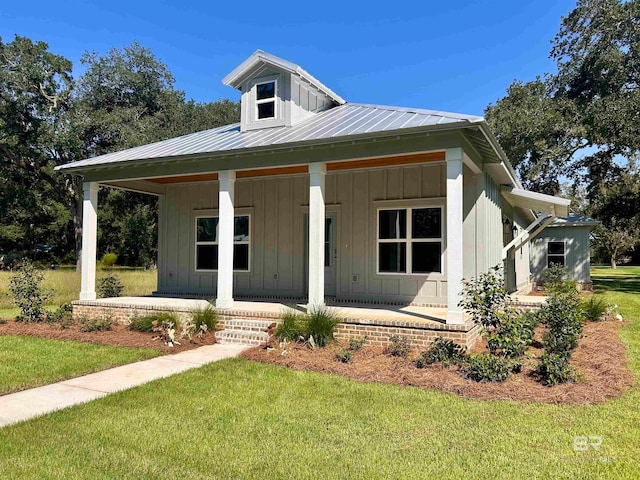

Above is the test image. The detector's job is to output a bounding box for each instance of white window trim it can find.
[546,239,566,268]
[254,79,277,121]
[376,206,444,276]
[194,213,251,273]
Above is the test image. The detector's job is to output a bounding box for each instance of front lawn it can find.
[0,281,637,478]
[591,265,640,279]
[0,336,161,395]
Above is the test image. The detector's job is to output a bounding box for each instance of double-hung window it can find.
[195,215,250,271]
[377,207,442,274]
[255,80,276,120]
[547,241,565,268]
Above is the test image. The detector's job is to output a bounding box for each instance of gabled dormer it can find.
[222,50,346,132]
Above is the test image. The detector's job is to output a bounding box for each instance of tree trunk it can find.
[65,176,83,272]
[611,257,617,269]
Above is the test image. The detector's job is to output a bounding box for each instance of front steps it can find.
[216,319,272,346]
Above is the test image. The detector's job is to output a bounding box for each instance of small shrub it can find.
[101,253,118,268]
[486,311,539,358]
[152,320,179,347]
[97,275,124,298]
[304,307,339,347]
[46,304,73,324]
[348,337,367,352]
[79,313,113,332]
[129,312,179,332]
[179,318,208,342]
[414,337,466,369]
[9,260,49,322]
[462,353,513,382]
[581,296,609,322]
[543,265,576,296]
[459,265,511,330]
[274,311,305,342]
[534,352,577,385]
[386,334,411,358]
[0,318,6,325]
[190,305,218,331]
[335,349,354,364]
[539,293,583,355]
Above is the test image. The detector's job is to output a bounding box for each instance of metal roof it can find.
[56,103,485,172]
[222,49,346,105]
[548,213,600,228]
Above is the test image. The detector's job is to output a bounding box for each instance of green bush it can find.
[534,352,577,385]
[46,304,73,324]
[460,265,536,359]
[190,305,218,331]
[101,253,118,268]
[414,337,466,369]
[348,337,367,352]
[543,265,576,296]
[462,353,514,383]
[304,307,339,347]
[79,313,113,332]
[539,293,583,355]
[581,296,609,322]
[334,349,354,364]
[386,334,411,358]
[459,265,511,330]
[129,311,180,332]
[97,275,124,298]
[9,260,49,322]
[274,311,305,342]
[486,311,539,358]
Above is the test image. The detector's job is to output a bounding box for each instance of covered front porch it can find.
[77,147,478,327]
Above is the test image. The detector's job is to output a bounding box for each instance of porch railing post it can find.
[308,163,326,309]
[80,182,99,300]
[446,148,465,325]
[216,170,236,309]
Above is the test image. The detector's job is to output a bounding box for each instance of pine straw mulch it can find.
[243,319,635,405]
[0,320,217,354]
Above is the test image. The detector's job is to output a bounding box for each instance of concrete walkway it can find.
[0,343,248,428]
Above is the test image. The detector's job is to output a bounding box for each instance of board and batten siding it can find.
[530,226,592,284]
[157,163,499,305]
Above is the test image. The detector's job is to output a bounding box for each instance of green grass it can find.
[0,336,161,395]
[591,265,640,279]
[0,280,637,478]
[0,269,157,310]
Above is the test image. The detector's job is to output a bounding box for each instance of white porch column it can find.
[308,163,326,309]
[216,171,236,309]
[80,182,98,300]
[446,148,465,325]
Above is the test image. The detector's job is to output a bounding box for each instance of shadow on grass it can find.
[593,280,640,295]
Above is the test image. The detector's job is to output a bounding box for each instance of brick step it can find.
[216,329,270,346]
[223,318,273,332]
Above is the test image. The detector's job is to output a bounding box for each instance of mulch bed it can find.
[0,320,217,354]
[243,320,635,404]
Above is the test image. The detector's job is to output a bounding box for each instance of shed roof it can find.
[55,103,485,172]
[547,213,600,228]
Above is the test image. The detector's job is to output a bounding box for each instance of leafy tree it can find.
[0,35,75,258]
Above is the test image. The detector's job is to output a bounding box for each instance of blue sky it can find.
[1,0,577,116]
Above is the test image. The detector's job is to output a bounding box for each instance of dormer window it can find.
[256,80,276,120]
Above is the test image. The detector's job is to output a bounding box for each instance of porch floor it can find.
[81,296,458,326]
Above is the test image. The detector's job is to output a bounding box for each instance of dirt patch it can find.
[0,320,217,353]
[243,320,635,404]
